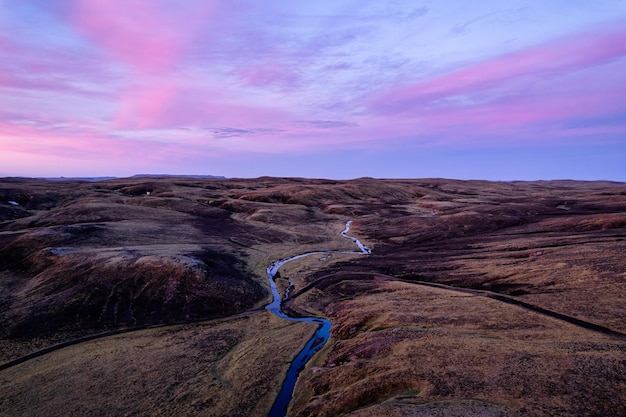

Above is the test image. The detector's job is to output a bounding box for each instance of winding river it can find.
[266,221,371,417]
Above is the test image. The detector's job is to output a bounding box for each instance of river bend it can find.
[266,221,370,417]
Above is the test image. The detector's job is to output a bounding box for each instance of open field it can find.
[0,311,316,417]
[1,176,625,416]
[288,276,626,416]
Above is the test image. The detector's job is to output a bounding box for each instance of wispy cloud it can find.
[365,22,626,143]
[296,120,358,129]
[207,126,286,139]
[372,23,626,112]
[67,0,216,72]
[450,11,498,35]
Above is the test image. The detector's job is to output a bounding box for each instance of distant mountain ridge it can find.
[38,174,226,182]
[41,176,118,182]
[130,174,226,179]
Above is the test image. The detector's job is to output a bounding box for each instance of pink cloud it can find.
[236,60,301,89]
[109,74,292,130]
[69,0,216,73]
[353,22,626,149]
[1,11,103,83]
[416,61,625,129]
[112,78,180,129]
[372,23,626,113]
[56,1,298,131]
[0,119,220,177]
[0,121,122,157]
[54,1,224,129]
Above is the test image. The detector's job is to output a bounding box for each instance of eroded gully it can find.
[265,221,371,417]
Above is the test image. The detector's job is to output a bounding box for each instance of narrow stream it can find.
[266,221,370,417]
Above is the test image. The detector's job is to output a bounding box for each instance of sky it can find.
[1,1,625,180]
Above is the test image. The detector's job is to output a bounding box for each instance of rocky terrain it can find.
[1,176,625,416]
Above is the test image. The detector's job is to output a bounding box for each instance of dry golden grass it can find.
[444,236,626,333]
[289,278,626,417]
[0,311,316,417]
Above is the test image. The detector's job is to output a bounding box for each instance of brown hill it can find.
[1,177,625,416]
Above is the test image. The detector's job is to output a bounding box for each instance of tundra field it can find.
[1,176,625,416]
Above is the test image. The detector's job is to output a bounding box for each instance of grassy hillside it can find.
[1,177,625,416]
